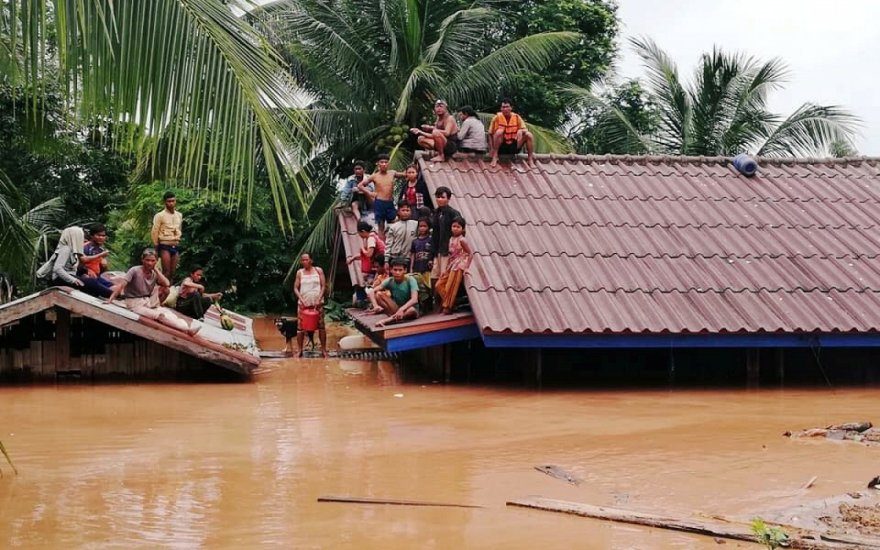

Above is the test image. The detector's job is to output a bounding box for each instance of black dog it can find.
[274,317,298,340]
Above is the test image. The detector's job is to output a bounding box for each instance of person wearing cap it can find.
[410,99,459,162]
[456,106,487,155]
[489,98,535,167]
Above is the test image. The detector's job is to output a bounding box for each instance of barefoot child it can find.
[358,154,399,237]
[371,259,420,327]
[435,217,472,314]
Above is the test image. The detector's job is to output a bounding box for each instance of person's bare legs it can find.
[518,129,536,166]
[417,135,436,157]
[318,328,327,357]
[351,201,361,220]
[376,293,400,315]
[366,288,383,313]
[296,330,305,356]
[489,129,504,167]
[167,252,179,281]
[431,130,447,162]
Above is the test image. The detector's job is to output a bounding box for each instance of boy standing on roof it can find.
[151,191,183,280]
[384,202,418,271]
[358,154,399,237]
[429,186,461,302]
[488,98,535,167]
[340,161,375,224]
[410,99,459,162]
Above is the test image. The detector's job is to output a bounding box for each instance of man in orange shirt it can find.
[488,98,535,167]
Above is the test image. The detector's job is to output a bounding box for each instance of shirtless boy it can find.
[358,153,401,236]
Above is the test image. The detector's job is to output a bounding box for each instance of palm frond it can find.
[560,84,655,154]
[10,0,313,226]
[424,7,493,67]
[757,103,860,157]
[629,36,691,153]
[441,31,581,107]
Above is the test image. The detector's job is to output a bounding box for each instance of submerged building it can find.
[341,154,880,383]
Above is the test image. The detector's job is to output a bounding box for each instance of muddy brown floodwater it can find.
[1,321,879,548]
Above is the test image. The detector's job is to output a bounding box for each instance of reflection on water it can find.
[2,328,880,548]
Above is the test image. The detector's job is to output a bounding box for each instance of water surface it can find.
[1,324,877,548]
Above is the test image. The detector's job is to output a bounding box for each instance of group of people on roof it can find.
[407,98,536,167]
[38,192,221,337]
[335,154,473,328]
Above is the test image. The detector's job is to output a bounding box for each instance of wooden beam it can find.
[54,307,70,372]
[506,497,864,549]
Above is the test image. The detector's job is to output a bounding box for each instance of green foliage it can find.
[261,0,580,165]
[2,0,314,227]
[750,518,788,549]
[587,38,859,157]
[0,85,130,225]
[493,0,619,129]
[572,80,660,154]
[108,182,298,313]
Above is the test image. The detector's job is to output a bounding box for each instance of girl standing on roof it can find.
[435,217,472,314]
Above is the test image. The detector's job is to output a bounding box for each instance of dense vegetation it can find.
[0,0,861,309]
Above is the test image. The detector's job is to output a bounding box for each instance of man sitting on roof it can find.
[109,248,201,336]
[371,258,420,327]
[409,99,459,162]
[488,98,535,167]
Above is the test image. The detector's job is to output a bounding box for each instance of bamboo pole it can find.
[318,495,482,509]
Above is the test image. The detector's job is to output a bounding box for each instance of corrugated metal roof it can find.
[420,154,880,336]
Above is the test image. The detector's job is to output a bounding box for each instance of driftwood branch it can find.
[506,496,872,549]
[318,495,483,509]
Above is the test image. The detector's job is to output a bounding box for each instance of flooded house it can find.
[0,287,260,381]
[342,154,880,385]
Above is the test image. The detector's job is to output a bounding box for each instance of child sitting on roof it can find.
[435,217,472,315]
[371,258,421,327]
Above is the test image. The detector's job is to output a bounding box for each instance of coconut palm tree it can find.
[258,0,579,266]
[573,37,859,157]
[259,0,579,162]
[2,0,313,226]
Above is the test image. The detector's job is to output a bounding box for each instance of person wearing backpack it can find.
[37,226,112,298]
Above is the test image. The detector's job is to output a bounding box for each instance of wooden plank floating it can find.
[317,495,483,509]
[506,497,869,549]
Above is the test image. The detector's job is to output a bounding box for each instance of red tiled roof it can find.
[420,154,880,335]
